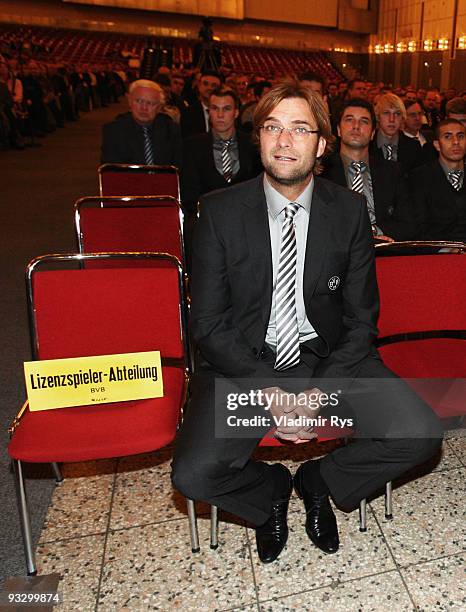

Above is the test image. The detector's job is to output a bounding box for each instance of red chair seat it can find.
[9,366,185,463]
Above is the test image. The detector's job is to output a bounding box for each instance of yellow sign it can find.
[24,351,163,411]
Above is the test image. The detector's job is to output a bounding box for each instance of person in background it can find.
[180,69,222,138]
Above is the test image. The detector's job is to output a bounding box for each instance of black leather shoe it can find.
[255,469,292,563]
[294,464,339,554]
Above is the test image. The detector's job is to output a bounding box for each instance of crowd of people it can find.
[99,66,466,248]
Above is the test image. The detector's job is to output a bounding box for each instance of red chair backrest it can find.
[30,256,185,362]
[376,255,466,337]
[75,197,184,267]
[98,164,180,199]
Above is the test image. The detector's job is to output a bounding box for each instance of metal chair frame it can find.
[98,163,181,202]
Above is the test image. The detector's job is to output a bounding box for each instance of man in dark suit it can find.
[100,79,182,167]
[411,118,466,242]
[322,98,418,241]
[371,93,423,175]
[181,86,262,216]
[171,83,441,564]
[180,70,221,139]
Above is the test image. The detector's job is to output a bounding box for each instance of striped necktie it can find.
[350,160,366,194]
[274,203,300,371]
[384,144,394,161]
[221,138,234,183]
[142,125,155,165]
[448,169,463,191]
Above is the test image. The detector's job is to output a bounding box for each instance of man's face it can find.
[128,86,162,125]
[338,82,348,95]
[405,91,417,103]
[338,106,374,150]
[424,91,440,110]
[260,97,326,187]
[198,75,221,104]
[404,103,424,133]
[209,94,238,135]
[171,77,184,97]
[300,79,323,96]
[434,123,466,162]
[328,84,337,97]
[348,81,367,99]
[236,76,248,96]
[378,105,403,137]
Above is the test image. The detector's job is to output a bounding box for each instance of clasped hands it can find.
[261,386,324,443]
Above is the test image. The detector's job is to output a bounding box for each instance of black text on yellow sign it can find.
[24,351,164,411]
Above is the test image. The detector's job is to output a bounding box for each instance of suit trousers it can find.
[171,352,442,526]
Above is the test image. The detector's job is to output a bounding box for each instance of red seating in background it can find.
[98,164,180,200]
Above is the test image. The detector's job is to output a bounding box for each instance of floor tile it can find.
[98,519,257,610]
[111,450,209,529]
[258,570,413,611]
[370,468,466,566]
[39,467,115,543]
[431,441,464,472]
[447,437,466,466]
[402,553,466,611]
[35,534,104,611]
[250,505,395,601]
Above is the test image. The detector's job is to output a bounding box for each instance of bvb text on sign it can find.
[24,351,163,411]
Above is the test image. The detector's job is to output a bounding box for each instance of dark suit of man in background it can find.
[101,79,182,167]
[171,83,441,565]
[322,98,418,241]
[180,70,221,139]
[411,118,466,242]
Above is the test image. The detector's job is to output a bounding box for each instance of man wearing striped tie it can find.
[172,83,442,564]
[410,118,466,243]
[101,79,182,167]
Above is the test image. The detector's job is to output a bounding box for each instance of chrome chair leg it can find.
[12,460,37,575]
[186,498,200,553]
[51,462,63,484]
[210,505,218,550]
[359,498,367,532]
[385,481,393,519]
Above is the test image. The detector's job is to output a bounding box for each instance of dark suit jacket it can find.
[370,130,423,175]
[191,174,379,384]
[101,111,182,167]
[180,101,208,139]
[181,131,262,214]
[410,160,466,242]
[321,152,419,240]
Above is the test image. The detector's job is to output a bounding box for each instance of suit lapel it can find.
[241,175,273,325]
[303,178,331,300]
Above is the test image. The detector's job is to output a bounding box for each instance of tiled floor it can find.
[34,436,466,611]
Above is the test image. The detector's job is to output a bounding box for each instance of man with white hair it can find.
[101,78,182,166]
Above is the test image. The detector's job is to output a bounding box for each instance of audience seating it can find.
[74,195,185,268]
[98,163,181,200]
[8,252,189,575]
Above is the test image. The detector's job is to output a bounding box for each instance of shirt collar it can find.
[439,158,465,176]
[340,151,369,172]
[263,174,314,219]
[377,130,399,147]
[212,130,237,147]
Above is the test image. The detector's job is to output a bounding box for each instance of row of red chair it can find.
[8,162,466,573]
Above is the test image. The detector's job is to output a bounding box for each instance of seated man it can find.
[322,98,418,241]
[410,118,466,242]
[171,82,442,564]
[180,70,222,139]
[181,86,262,216]
[100,79,182,167]
[371,93,423,175]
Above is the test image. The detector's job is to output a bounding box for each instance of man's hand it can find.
[272,387,325,443]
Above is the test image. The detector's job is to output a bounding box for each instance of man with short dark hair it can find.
[411,118,466,242]
[423,89,442,128]
[445,96,466,127]
[180,70,222,138]
[101,79,182,166]
[172,83,441,564]
[322,98,418,240]
[347,79,367,100]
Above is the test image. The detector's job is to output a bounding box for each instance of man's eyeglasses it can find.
[134,98,159,107]
[259,124,320,139]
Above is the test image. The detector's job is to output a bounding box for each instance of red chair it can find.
[74,196,185,268]
[8,253,190,575]
[98,163,180,200]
